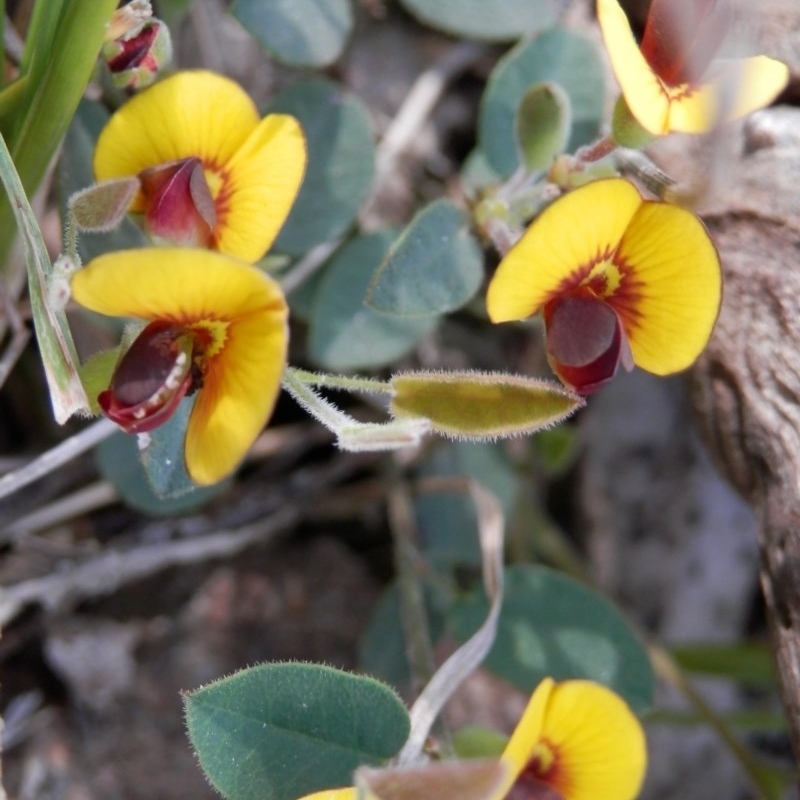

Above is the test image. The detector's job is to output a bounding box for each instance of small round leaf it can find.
[269,78,375,255]
[450,564,655,713]
[230,0,353,67]
[480,28,605,177]
[310,231,437,370]
[366,200,483,317]
[397,0,557,41]
[185,663,410,800]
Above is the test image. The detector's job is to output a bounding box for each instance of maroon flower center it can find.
[544,293,632,394]
[99,320,202,434]
[139,157,217,248]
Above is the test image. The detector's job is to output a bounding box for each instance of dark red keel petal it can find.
[544,294,627,394]
[641,0,731,86]
[99,320,197,434]
[139,157,217,248]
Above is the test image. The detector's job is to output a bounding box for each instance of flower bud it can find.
[103,16,172,91]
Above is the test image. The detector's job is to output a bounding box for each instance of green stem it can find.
[289,367,393,395]
[388,478,437,697]
[281,367,355,435]
[0,0,118,273]
[574,133,617,163]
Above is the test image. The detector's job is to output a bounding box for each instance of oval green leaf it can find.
[365,199,483,317]
[397,0,556,41]
[230,0,353,67]
[479,27,605,177]
[269,78,375,255]
[310,231,438,370]
[139,395,201,498]
[449,565,655,713]
[184,662,410,800]
[96,429,228,515]
[515,82,571,173]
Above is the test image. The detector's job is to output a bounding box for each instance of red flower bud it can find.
[139,157,217,248]
[99,321,198,433]
[543,294,633,394]
[103,17,173,91]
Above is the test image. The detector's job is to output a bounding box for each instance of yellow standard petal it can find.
[94,70,261,210]
[536,681,646,800]
[214,113,307,263]
[613,202,721,375]
[597,0,673,134]
[486,179,644,323]
[491,677,554,799]
[71,249,288,486]
[295,791,358,800]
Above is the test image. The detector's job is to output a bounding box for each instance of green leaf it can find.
[57,99,148,262]
[366,200,483,317]
[78,346,120,415]
[269,78,375,255]
[397,0,556,41]
[231,0,352,67]
[479,28,605,177]
[185,662,410,800]
[515,82,571,173]
[139,396,201,498]
[309,231,437,370]
[0,133,87,423]
[96,430,228,515]
[414,442,518,569]
[450,565,655,713]
[359,580,448,688]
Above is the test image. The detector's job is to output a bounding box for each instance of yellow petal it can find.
[613,202,721,375]
[94,70,260,210]
[715,55,789,123]
[538,681,646,800]
[71,248,286,323]
[597,0,672,134]
[185,305,287,485]
[296,791,357,800]
[491,677,554,799]
[663,81,719,133]
[486,179,643,323]
[215,114,307,262]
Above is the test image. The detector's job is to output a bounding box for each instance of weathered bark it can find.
[687,110,800,758]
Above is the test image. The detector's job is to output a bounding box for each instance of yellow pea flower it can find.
[597,0,788,134]
[71,248,288,485]
[486,178,721,393]
[94,70,306,262]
